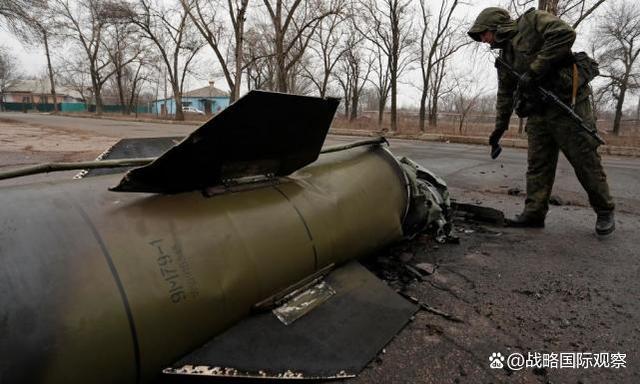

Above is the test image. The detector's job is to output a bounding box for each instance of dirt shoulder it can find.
[329,127,640,157]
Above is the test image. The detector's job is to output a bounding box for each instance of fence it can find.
[0,102,150,114]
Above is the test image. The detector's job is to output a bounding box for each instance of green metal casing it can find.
[0,145,408,383]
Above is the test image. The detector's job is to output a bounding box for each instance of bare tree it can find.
[53,0,124,114]
[367,43,391,127]
[180,0,249,102]
[127,0,204,121]
[346,43,373,121]
[286,57,315,95]
[0,45,22,110]
[449,73,485,133]
[504,0,605,28]
[17,5,61,113]
[595,0,640,135]
[334,58,352,118]
[58,56,93,107]
[333,33,373,121]
[355,0,415,131]
[302,10,349,97]
[417,0,468,130]
[244,23,277,90]
[0,0,47,38]
[2,1,57,112]
[261,0,343,93]
[426,42,456,129]
[102,17,147,115]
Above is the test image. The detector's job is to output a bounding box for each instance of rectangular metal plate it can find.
[272,281,336,326]
[161,262,418,381]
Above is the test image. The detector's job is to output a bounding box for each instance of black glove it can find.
[518,70,538,90]
[489,127,506,147]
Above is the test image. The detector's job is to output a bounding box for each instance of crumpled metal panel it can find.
[398,156,453,242]
[111,91,340,194]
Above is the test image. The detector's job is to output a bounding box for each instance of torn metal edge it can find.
[162,365,356,380]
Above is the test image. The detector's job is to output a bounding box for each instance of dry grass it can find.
[333,114,640,148]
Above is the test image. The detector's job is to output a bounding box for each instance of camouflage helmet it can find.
[468,7,513,42]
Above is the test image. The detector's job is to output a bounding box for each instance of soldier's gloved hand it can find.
[518,70,538,90]
[489,126,506,147]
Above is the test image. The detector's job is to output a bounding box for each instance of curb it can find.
[53,112,203,126]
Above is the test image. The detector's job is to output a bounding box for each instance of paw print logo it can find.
[489,352,505,369]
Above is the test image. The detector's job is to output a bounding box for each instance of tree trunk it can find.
[418,89,427,132]
[43,30,58,113]
[90,71,103,115]
[274,15,287,93]
[116,71,127,115]
[612,85,626,135]
[174,90,184,121]
[350,93,359,121]
[428,95,438,127]
[518,118,525,134]
[378,97,385,127]
[538,0,559,14]
[231,1,248,102]
[390,58,397,131]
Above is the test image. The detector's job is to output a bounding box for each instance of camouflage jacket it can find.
[492,8,578,130]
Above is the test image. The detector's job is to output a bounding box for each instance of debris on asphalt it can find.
[507,187,522,196]
[404,265,425,281]
[399,293,464,323]
[414,262,437,276]
[549,195,566,206]
[452,202,505,226]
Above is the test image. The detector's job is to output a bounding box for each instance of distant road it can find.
[2,112,639,213]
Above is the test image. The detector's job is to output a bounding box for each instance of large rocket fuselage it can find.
[0,145,410,383]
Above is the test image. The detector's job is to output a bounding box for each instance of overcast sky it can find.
[0,0,608,108]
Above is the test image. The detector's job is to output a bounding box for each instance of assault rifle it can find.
[491,56,605,159]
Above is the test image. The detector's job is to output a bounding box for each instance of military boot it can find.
[506,213,545,228]
[595,211,615,235]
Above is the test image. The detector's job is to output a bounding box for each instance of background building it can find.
[151,83,229,116]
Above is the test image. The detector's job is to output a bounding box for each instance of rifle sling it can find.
[571,63,579,109]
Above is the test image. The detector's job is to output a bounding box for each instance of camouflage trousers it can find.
[524,99,615,219]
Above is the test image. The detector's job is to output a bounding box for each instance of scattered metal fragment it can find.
[399,293,464,323]
[549,195,566,206]
[452,202,505,226]
[273,281,336,326]
[508,187,522,196]
[404,265,425,281]
[414,262,437,276]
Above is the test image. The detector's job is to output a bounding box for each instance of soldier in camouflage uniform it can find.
[468,7,615,235]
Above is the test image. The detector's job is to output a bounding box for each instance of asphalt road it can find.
[333,134,640,215]
[2,112,639,215]
[1,112,639,383]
